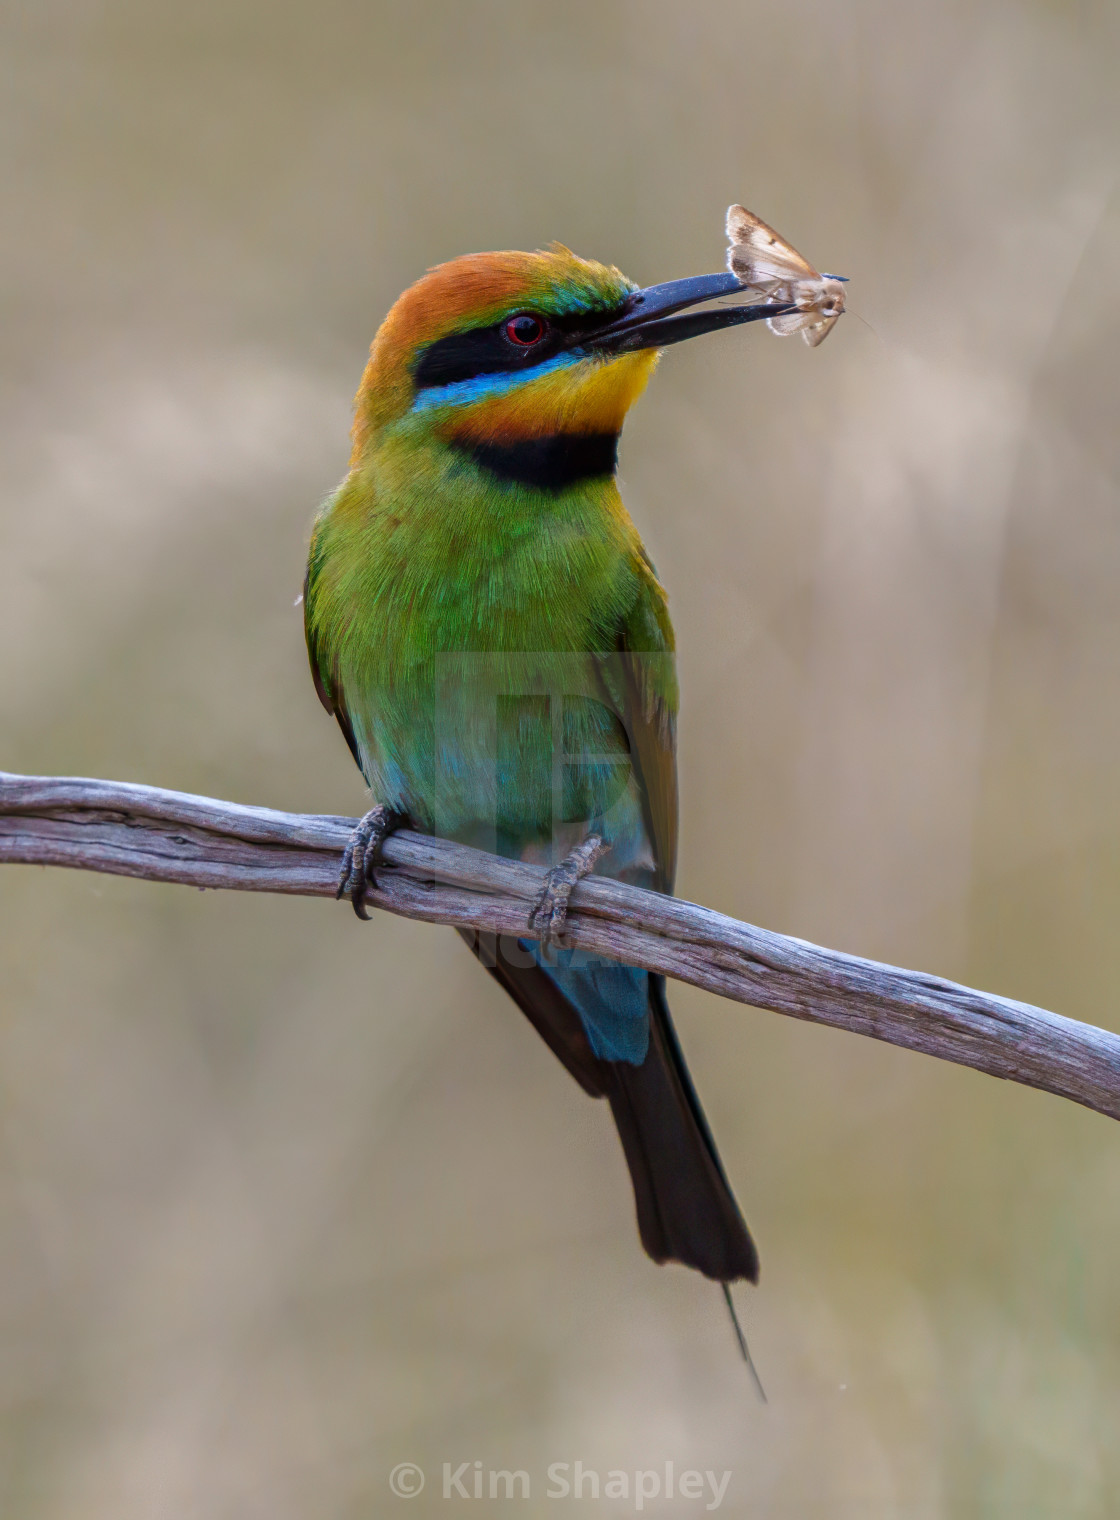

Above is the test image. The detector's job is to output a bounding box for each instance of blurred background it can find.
[2,0,1119,1514]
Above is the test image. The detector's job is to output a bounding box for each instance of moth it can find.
[725,204,847,347]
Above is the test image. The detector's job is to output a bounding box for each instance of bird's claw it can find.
[527,834,605,950]
[337,805,402,920]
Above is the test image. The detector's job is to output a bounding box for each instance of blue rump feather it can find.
[521,939,650,1064]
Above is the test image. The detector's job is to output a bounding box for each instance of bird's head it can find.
[351,244,780,481]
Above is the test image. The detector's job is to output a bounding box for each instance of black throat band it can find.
[462,432,619,491]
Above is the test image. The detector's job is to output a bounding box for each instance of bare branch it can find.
[3,770,1119,1122]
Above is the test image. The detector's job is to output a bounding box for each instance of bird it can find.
[304,241,786,1335]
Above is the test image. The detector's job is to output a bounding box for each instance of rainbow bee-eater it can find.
[305,245,786,1317]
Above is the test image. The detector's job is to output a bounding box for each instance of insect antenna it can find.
[847,309,881,340]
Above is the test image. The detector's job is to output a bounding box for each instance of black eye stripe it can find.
[412,304,628,392]
[412,324,548,390]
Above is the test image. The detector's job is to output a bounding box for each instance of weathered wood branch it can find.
[2,770,1119,1123]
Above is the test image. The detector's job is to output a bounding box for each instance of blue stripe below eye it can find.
[411,350,584,412]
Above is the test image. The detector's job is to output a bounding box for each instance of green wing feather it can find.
[596,550,679,894]
[304,515,363,770]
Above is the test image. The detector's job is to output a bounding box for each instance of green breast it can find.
[305,439,650,848]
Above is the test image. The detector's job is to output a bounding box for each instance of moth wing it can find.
[766,308,809,338]
[801,311,842,346]
[726,204,818,284]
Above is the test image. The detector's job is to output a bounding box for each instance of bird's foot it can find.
[336,805,404,920]
[527,834,606,950]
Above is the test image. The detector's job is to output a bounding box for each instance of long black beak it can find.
[581,272,791,354]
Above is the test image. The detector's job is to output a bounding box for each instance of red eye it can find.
[504,313,547,346]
